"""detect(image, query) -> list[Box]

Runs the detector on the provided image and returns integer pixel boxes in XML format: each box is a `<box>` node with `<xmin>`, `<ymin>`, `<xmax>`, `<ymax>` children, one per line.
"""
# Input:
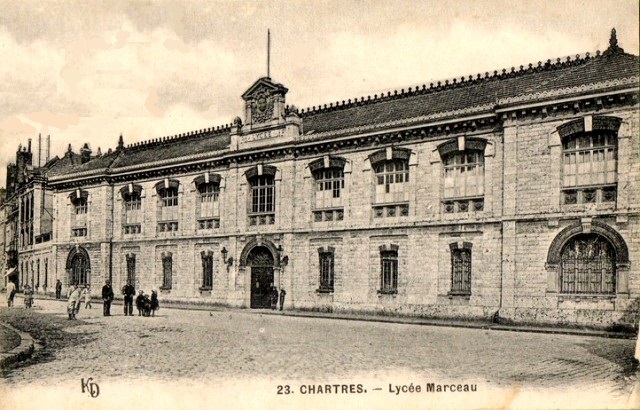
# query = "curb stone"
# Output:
<box><xmin>0</xmin><ymin>322</ymin><xmax>35</xmax><ymax>368</ymax></box>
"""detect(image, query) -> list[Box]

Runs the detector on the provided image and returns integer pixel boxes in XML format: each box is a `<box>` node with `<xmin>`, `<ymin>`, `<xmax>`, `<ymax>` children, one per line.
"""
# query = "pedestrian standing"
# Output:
<box><xmin>67</xmin><ymin>285</ymin><xmax>82</xmax><ymax>320</ymax></box>
<box><xmin>150</xmin><ymin>290</ymin><xmax>159</xmax><ymax>317</ymax></box>
<box><xmin>23</xmin><ymin>285</ymin><xmax>34</xmax><ymax>309</ymax></box>
<box><xmin>122</xmin><ymin>281</ymin><xmax>135</xmax><ymax>316</ymax></box>
<box><xmin>82</xmin><ymin>286</ymin><xmax>92</xmax><ymax>309</ymax></box>
<box><xmin>135</xmin><ymin>290</ymin><xmax>145</xmax><ymax>316</ymax></box>
<box><xmin>270</xmin><ymin>285</ymin><xmax>278</xmax><ymax>310</ymax></box>
<box><xmin>279</xmin><ymin>288</ymin><xmax>286</xmax><ymax>311</ymax></box>
<box><xmin>6</xmin><ymin>280</ymin><xmax>16</xmax><ymax>307</ymax></box>
<box><xmin>102</xmin><ymin>280</ymin><xmax>114</xmax><ymax>316</ymax></box>
<box><xmin>55</xmin><ymin>280</ymin><xmax>62</xmax><ymax>299</ymax></box>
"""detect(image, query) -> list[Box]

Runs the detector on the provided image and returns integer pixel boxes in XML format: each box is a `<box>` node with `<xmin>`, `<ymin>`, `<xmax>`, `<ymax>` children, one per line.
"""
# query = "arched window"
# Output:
<box><xmin>560</xmin><ymin>233</ymin><xmax>615</xmax><ymax>295</ymax></box>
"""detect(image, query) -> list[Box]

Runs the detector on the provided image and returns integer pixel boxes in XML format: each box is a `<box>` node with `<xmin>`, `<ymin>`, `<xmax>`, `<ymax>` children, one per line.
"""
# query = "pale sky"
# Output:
<box><xmin>0</xmin><ymin>0</ymin><xmax>638</xmax><ymax>188</ymax></box>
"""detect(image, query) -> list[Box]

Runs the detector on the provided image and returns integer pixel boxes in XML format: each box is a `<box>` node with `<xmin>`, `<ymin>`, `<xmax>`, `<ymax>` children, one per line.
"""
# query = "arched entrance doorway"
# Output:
<box><xmin>247</xmin><ymin>246</ymin><xmax>275</xmax><ymax>308</ymax></box>
<box><xmin>66</xmin><ymin>247</ymin><xmax>91</xmax><ymax>286</ymax></box>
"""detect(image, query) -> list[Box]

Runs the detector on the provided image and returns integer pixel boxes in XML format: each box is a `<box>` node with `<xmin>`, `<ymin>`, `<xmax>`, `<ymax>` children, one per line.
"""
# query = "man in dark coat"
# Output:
<box><xmin>122</xmin><ymin>281</ymin><xmax>135</xmax><ymax>316</ymax></box>
<box><xmin>279</xmin><ymin>288</ymin><xmax>286</xmax><ymax>311</ymax></box>
<box><xmin>102</xmin><ymin>280</ymin><xmax>114</xmax><ymax>316</ymax></box>
<box><xmin>55</xmin><ymin>280</ymin><xmax>62</xmax><ymax>299</ymax></box>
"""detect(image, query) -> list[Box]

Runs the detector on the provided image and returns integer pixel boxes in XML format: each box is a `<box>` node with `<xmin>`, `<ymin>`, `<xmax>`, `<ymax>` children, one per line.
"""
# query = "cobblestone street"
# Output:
<box><xmin>1</xmin><ymin>298</ymin><xmax>639</xmax><ymax>409</ymax></box>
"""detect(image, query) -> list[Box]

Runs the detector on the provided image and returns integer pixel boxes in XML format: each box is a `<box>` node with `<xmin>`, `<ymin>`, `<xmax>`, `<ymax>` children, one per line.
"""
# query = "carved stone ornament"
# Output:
<box><xmin>251</xmin><ymin>91</ymin><xmax>274</xmax><ymax>124</ymax></box>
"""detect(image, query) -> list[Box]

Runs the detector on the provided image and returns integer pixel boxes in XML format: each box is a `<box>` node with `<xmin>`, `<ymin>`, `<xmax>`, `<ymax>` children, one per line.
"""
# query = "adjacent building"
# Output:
<box><xmin>3</xmin><ymin>30</ymin><xmax>638</xmax><ymax>329</ymax></box>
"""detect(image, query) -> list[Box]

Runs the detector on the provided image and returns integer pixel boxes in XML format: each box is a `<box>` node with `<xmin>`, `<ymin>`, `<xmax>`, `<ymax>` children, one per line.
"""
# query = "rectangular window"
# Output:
<box><xmin>201</xmin><ymin>253</ymin><xmax>214</xmax><ymax>290</ymax></box>
<box><xmin>159</xmin><ymin>187</ymin><xmax>179</xmax><ymax>222</ymax></box>
<box><xmin>318</xmin><ymin>252</ymin><xmax>335</xmax><ymax>292</ymax></box>
<box><xmin>162</xmin><ymin>255</ymin><xmax>172</xmax><ymax>290</ymax></box>
<box><xmin>443</xmin><ymin>151</ymin><xmax>484</xmax><ymax>199</ymax></box>
<box><xmin>75</xmin><ymin>198</ymin><xmax>88</xmax><ymax>214</ymax></box>
<box><xmin>250</xmin><ymin>176</ymin><xmax>275</xmax><ymax>214</ymax></box>
<box><xmin>315</xmin><ymin>169</ymin><xmax>344</xmax><ymax>209</ymax></box>
<box><xmin>199</xmin><ymin>184</ymin><xmax>220</xmax><ymax>218</ymax></box>
<box><xmin>380</xmin><ymin>250</ymin><xmax>398</xmax><ymax>294</ymax></box>
<box><xmin>374</xmin><ymin>161</ymin><xmax>409</xmax><ymax>204</ymax></box>
<box><xmin>451</xmin><ymin>248</ymin><xmax>471</xmax><ymax>295</ymax></box>
<box><xmin>126</xmin><ymin>255</ymin><xmax>136</xmax><ymax>285</ymax></box>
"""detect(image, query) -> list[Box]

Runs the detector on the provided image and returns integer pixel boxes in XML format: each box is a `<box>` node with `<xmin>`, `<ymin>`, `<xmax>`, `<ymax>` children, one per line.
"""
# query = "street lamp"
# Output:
<box><xmin>221</xmin><ymin>247</ymin><xmax>233</xmax><ymax>271</ymax></box>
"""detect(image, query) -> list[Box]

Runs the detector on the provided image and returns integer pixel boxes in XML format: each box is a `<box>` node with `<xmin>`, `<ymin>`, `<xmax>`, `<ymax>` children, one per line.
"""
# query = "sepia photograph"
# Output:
<box><xmin>0</xmin><ymin>1</ymin><xmax>639</xmax><ymax>408</ymax></box>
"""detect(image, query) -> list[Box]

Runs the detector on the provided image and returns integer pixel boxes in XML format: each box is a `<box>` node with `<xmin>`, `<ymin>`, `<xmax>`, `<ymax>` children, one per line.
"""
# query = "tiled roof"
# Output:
<box><xmin>110</xmin><ymin>129</ymin><xmax>230</xmax><ymax>170</ymax></box>
<box><xmin>49</xmin><ymin>44</ymin><xmax>638</xmax><ymax>180</ymax></box>
<box><xmin>301</xmin><ymin>51</ymin><xmax>639</xmax><ymax>135</ymax></box>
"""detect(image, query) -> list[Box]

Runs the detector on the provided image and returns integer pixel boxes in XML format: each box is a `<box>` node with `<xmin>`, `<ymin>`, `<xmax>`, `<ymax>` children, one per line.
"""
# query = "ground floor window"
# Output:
<box><xmin>450</xmin><ymin>242</ymin><xmax>472</xmax><ymax>295</ymax></box>
<box><xmin>126</xmin><ymin>254</ymin><xmax>136</xmax><ymax>285</ymax></box>
<box><xmin>201</xmin><ymin>251</ymin><xmax>214</xmax><ymax>290</ymax></box>
<box><xmin>379</xmin><ymin>246</ymin><xmax>398</xmax><ymax>294</ymax></box>
<box><xmin>161</xmin><ymin>253</ymin><xmax>173</xmax><ymax>290</ymax></box>
<box><xmin>318</xmin><ymin>249</ymin><xmax>334</xmax><ymax>292</ymax></box>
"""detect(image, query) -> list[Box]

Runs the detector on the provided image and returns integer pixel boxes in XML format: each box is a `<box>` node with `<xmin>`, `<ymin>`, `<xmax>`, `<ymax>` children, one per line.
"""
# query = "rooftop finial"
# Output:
<box><xmin>604</xmin><ymin>28</ymin><xmax>624</xmax><ymax>56</ymax></box>
<box><xmin>117</xmin><ymin>133</ymin><xmax>124</xmax><ymax>150</ymax></box>
<box><xmin>610</xmin><ymin>28</ymin><xmax>618</xmax><ymax>49</ymax></box>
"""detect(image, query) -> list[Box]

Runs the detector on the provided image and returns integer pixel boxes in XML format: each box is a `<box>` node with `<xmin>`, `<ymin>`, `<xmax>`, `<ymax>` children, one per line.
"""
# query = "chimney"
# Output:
<box><xmin>80</xmin><ymin>143</ymin><xmax>92</xmax><ymax>164</ymax></box>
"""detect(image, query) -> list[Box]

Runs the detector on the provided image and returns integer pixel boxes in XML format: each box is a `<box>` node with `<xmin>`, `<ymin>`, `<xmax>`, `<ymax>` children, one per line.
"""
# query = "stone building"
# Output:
<box><xmin>4</xmin><ymin>30</ymin><xmax>638</xmax><ymax>328</ymax></box>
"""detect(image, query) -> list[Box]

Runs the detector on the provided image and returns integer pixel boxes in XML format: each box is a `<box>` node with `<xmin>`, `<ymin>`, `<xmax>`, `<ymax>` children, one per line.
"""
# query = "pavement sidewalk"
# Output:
<box><xmin>24</xmin><ymin>292</ymin><xmax>639</xmax><ymax>340</ymax></box>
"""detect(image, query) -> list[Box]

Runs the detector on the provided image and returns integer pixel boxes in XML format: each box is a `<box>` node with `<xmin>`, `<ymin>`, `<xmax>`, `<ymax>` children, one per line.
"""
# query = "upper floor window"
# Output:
<box><xmin>438</xmin><ymin>137</ymin><xmax>486</xmax><ymax>213</ymax></box>
<box><xmin>121</xmin><ymin>184</ymin><xmax>143</xmax><ymax>235</ymax></box>
<box><xmin>75</xmin><ymin>198</ymin><xmax>88</xmax><ymax>214</ymax></box>
<box><xmin>449</xmin><ymin>242</ymin><xmax>472</xmax><ymax>295</ymax></box>
<box><xmin>369</xmin><ymin>148</ymin><xmax>412</xmax><ymax>218</ymax></box>
<box><xmin>245</xmin><ymin>165</ymin><xmax>277</xmax><ymax>226</ymax></box>
<box><xmin>69</xmin><ymin>189</ymin><xmax>89</xmax><ymax>237</ymax></box>
<box><xmin>155</xmin><ymin>179</ymin><xmax>180</xmax><ymax>232</ymax></box>
<box><xmin>378</xmin><ymin>245</ymin><xmax>399</xmax><ymax>294</ymax></box>
<box><xmin>309</xmin><ymin>156</ymin><xmax>347</xmax><ymax>222</ymax></box>
<box><xmin>558</xmin><ymin>116</ymin><xmax>621</xmax><ymax>205</ymax></box>
<box><xmin>194</xmin><ymin>174</ymin><xmax>222</xmax><ymax>230</ymax></box>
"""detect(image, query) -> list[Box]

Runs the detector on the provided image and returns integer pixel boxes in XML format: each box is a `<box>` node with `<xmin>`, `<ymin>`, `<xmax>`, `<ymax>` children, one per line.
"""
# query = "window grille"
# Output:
<box><xmin>162</xmin><ymin>255</ymin><xmax>173</xmax><ymax>289</ymax></box>
<box><xmin>560</xmin><ymin>234</ymin><xmax>615</xmax><ymax>295</ymax></box>
<box><xmin>380</xmin><ymin>250</ymin><xmax>398</xmax><ymax>294</ymax></box>
<box><xmin>126</xmin><ymin>254</ymin><xmax>136</xmax><ymax>285</ymax></box>
<box><xmin>451</xmin><ymin>247</ymin><xmax>472</xmax><ymax>294</ymax></box>
<box><xmin>319</xmin><ymin>251</ymin><xmax>334</xmax><ymax>292</ymax></box>
<box><xmin>201</xmin><ymin>252</ymin><xmax>214</xmax><ymax>290</ymax></box>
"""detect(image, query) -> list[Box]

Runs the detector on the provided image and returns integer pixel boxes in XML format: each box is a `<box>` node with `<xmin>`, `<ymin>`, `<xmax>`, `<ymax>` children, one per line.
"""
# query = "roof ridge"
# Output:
<box><xmin>125</xmin><ymin>124</ymin><xmax>232</xmax><ymax>152</ymax></box>
<box><xmin>297</xmin><ymin>49</ymin><xmax>608</xmax><ymax>117</ymax></box>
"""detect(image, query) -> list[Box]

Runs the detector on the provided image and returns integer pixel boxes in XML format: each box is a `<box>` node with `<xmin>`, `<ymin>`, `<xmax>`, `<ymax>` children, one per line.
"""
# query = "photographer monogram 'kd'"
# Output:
<box><xmin>81</xmin><ymin>378</ymin><xmax>100</xmax><ymax>398</ymax></box>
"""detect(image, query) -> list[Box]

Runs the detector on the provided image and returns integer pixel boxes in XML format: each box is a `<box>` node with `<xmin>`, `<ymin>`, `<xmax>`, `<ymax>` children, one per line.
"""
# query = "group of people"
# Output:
<box><xmin>97</xmin><ymin>280</ymin><xmax>159</xmax><ymax>317</ymax></box>
<box><xmin>269</xmin><ymin>286</ymin><xmax>286</xmax><ymax>311</ymax></box>
<box><xmin>5</xmin><ymin>280</ymin><xmax>33</xmax><ymax>308</ymax></box>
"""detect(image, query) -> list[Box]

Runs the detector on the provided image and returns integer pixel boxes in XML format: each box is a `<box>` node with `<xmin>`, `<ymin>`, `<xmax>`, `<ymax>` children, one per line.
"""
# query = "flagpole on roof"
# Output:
<box><xmin>267</xmin><ymin>29</ymin><xmax>271</xmax><ymax>79</ymax></box>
